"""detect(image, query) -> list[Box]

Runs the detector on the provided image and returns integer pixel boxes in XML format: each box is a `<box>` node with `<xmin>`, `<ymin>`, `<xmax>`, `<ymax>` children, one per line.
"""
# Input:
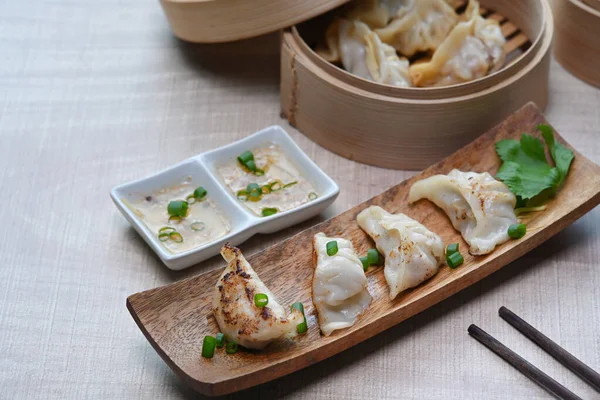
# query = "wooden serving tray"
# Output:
<box><xmin>127</xmin><ymin>103</ymin><xmax>600</xmax><ymax>396</ymax></box>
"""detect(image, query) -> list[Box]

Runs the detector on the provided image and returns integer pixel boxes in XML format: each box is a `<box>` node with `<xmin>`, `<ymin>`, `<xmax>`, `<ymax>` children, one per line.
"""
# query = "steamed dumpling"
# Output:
<box><xmin>344</xmin><ymin>0</ymin><xmax>408</xmax><ymax>29</ymax></box>
<box><xmin>409</xmin><ymin>0</ymin><xmax>506</xmax><ymax>87</ymax></box>
<box><xmin>357</xmin><ymin>206</ymin><xmax>444</xmax><ymax>299</ymax></box>
<box><xmin>375</xmin><ymin>0</ymin><xmax>458</xmax><ymax>57</ymax></box>
<box><xmin>312</xmin><ymin>233</ymin><xmax>372</xmax><ymax>336</ymax></box>
<box><xmin>408</xmin><ymin>169</ymin><xmax>517</xmax><ymax>255</ymax></box>
<box><xmin>213</xmin><ymin>243</ymin><xmax>304</xmax><ymax>349</ymax></box>
<box><xmin>319</xmin><ymin>18</ymin><xmax>412</xmax><ymax>87</ymax></box>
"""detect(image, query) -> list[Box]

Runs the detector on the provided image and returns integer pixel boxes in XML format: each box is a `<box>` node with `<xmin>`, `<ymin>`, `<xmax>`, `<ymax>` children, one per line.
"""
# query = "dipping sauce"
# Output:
<box><xmin>218</xmin><ymin>144</ymin><xmax>318</xmax><ymax>216</ymax></box>
<box><xmin>127</xmin><ymin>177</ymin><xmax>231</xmax><ymax>254</ymax></box>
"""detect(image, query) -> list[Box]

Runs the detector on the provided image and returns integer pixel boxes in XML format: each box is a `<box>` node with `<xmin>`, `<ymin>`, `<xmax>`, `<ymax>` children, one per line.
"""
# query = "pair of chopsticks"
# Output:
<box><xmin>469</xmin><ymin>306</ymin><xmax>600</xmax><ymax>400</ymax></box>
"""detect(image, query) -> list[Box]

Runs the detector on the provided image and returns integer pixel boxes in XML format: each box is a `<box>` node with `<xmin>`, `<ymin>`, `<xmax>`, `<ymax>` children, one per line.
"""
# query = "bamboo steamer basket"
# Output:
<box><xmin>280</xmin><ymin>0</ymin><xmax>554</xmax><ymax>170</ymax></box>
<box><xmin>552</xmin><ymin>0</ymin><xmax>600</xmax><ymax>88</ymax></box>
<box><xmin>159</xmin><ymin>0</ymin><xmax>350</xmax><ymax>43</ymax></box>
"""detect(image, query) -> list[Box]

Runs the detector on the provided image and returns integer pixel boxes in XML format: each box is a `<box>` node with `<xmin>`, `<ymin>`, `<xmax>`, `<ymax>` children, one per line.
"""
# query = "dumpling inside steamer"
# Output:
<box><xmin>312</xmin><ymin>233</ymin><xmax>372</xmax><ymax>336</ymax></box>
<box><xmin>318</xmin><ymin>18</ymin><xmax>413</xmax><ymax>87</ymax></box>
<box><xmin>408</xmin><ymin>0</ymin><xmax>506</xmax><ymax>86</ymax></box>
<box><xmin>408</xmin><ymin>169</ymin><xmax>517</xmax><ymax>255</ymax></box>
<box><xmin>316</xmin><ymin>0</ymin><xmax>507</xmax><ymax>88</ymax></box>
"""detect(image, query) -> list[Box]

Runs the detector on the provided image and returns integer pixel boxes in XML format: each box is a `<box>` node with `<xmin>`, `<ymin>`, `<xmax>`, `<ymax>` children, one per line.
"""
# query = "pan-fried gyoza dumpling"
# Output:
<box><xmin>318</xmin><ymin>18</ymin><xmax>413</xmax><ymax>87</ymax></box>
<box><xmin>409</xmin><ymin>0</ymin><xmax>506</xmax><ymax>87</ymax></box>
<box><xmin>312</xmin><ymin>233</ymin><xmax>372</xmax><ymax>336</ymax></box>
<box><xmin>374</xmin><ymin>0</ymin><xmax>458</xmax><ymax>57</ymax></box>
<box><xmin>357</xmin><ymin>206</ymin><xmax>444</xmax><ymax>300</ymax></box>
<box><xmin>213</xmin><ymin>243</ymin><xmax>304</xmax><ymax>350</ymax></box>
<box><xmin>408</xmin><ymin>169</ymin><xmax>517</xmax><ymax>255</ymax></box>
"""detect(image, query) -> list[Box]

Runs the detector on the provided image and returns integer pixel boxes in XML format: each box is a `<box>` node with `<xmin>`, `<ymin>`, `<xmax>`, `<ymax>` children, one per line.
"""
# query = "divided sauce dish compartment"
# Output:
<box><xmin>110</xmin><ymin>126</ymin><xmax>339</xmax><ymax>270</ymax></box>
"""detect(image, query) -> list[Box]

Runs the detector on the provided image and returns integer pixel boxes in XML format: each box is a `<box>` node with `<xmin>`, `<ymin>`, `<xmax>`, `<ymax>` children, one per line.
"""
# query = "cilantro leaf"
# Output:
<box><xmin>538</xmin><ymin>124</ymin><xmax>574</xmax><ymax>184</ymax></box>
<box><xmin>495</xmin><ymin>125</ymin><xmax>574</xmax><ymax>203</ymax></box>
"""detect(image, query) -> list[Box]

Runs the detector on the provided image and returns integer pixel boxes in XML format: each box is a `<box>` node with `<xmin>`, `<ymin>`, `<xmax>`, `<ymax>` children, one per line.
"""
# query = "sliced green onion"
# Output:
<box><xmin>236</xmin><ymin>190</ymin><xmax>249</xmax><ymax>201</ymax></box>
<box><xmin>446</xmin><ymin>243</ymin><xmax>460</xmax><ymax>257</ymax></box>
<box><xmin>291</xmin><ymin>302</ymin><xmax>307</xmax><ymax>335</ymax></box>
<box><xmin>308</xmin><ymin>192</ymin><xmax>318</xmax><ymax>200</ymax></box>
<box><xmin>185</xmin><ymin>194</ymin><xmax>196</xmax><ymax>204</ymax></box>
<box><xmin>447</xmin><ymin>251</ymin><xmax>464</xmax><ymax>269</ymax></box>
<box><xmin>225</xmin><ymin>341</ymin><xmax>238</xmax><ymax>354</ymax></box>
<box><xmin>167</xmin><ymin>200</ymin><xmax>188</xmax><ymax>218</ymax></box>
<box><xmin>262</xmin><ymin>208</ymin><xmax>278</xmax><ymax>217</ymax></box>
<box><xmin>254</xmin><ymin>168</ymin><xmax>265</xmax><ymax>176</ymax></box>
<box><xmin>246</xmin><ymin>183</ymin><xmax>260</xmax><ymax>192</ymax></box>
<box><xmin>158</xmin><ymin>232</ymin><xmax>170</xmax><ymax>242</ymax></box>
<box><xmin>367</xmin><ymin>248</ymin><xmax>380</xmax><ymax>265</ymax></box>
<box><xmin>245</xmin><ymin>160</ymin><xmax>257</xmax><ymax>172</ymax></box>
<box><xmin>291</xmin><ymin>302</ymin><xmax>305</xmax><ymax>314</ymax></box>
<box><xmin>269</xmin><ymin>180</ymin><xmax>283</xmax><ymax>191</ymax></box>
<box><xmin>360</xmin><ymin>256</ymin><xmax>369</xmax><ymax>272</ymax></box>
<box><xmin>193</xmin><ymin>186</ymin><xmax>207</xmax><ymax>200</ymax></box>
<box><xmin>254</xmin><ymin>293</ymin><xmax>268</xmax><ymax>307</ymax></box>
<box><xmin>326</xmin><ymin>241</ymin><xmax>338</xmax><ymax>256</ymax></box>
<box><xmin>237</xmin><ymin>150</ymin><xmax>254</xmax><ymax>165</ymax></box>
<box><xmin>170</xmin><ymin>231</ymin><xmax>183</xmax><ymax>243</ymax></box>
<box><xmin>215</xmin><ymin>333</ymin><xmax>225</xmax><ymax>348</ymax></box>
<box><xmin>283</xmin><ymin>181</ymin><xmax>298</xmax><ymax>189</ymax></box>
<box><xmin>159</xmin><ymin>227</ymin><xmax>175</xmax><ymax>234</ymax></box>
<box><xmin>296</xmin><ymin>319</ymin><xmax>308</xmax><ymax>334</ymax></box>
<box><xmin>168</xmin><ymin>215</ymin><xmax>182</xmax><ymax>224</ymax></box>
<box><xmin>201</xmin><ymin>336</ymin><xmax>216</xmax><ymax>358</ymax></box>
<box><xmin>191</xmin><ymin>221</ymin><xmax>205</xmax><ymax>231</ymax></box>
<box><xmin>508</xmin><ymin>223</ymin><xmax>526</xmax><ymax>239</ymax></box>
<box><xmin>261</xmin><ymin>185</ymin><xmax>271</xmax><ymax>194</ymax></box>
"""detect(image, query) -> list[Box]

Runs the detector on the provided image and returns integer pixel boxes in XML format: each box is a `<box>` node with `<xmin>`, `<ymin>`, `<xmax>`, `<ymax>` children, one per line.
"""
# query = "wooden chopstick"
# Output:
<box><xmin>499</xmin><ymin>306</ymin><xmax>600</xmax><ymax>392</ymax></box>
<box><xmin>468</xmin><ymin>324</ymin><xmax>583</xmax><ymax>400</ymax></box>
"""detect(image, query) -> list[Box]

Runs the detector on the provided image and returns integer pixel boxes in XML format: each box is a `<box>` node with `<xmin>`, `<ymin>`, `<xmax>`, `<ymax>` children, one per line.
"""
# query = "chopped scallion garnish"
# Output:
<box><xmin>191</xmin><ymin>221</ymin><xmax>205</xmax><ymax>231</ymax></box>
<box><xmin>169</xmin><ymin>231</ymin><xmax>183</xmax><ymax>243</ymax></box>
<box><xmin>269</xmin><ymin>180</ymin><xmax>283</xmax><ymax>191</ymax></box>
<box><xmin>261</xmin><ymin>185</ymin><xmax>271</xmax><ymax>194</ymax></box>
<box><xmin>168</xmin><ymin>215</ymin><xmax>182</xmax><ymax>224</ymax></box>
<box><xmin>326</xmin><ymin>241</ymin><xmax>338</xmax><ymax>256</ymax></box>
<box><xmin>446</xmin><ymin>243</ymin><xmax>459</xmax><ymax>257</ymax></box>
<box><xmin>159</xmin><ymin>227</ymin><xmax>175</xmax><ymax>234</ymax></box>
<box><xmin>283</xmin><ymin>181</ymin><xmax>298</xmax><ymax>189</ymax></box>
<box><xmin>291</xmin><ymin>302</ymin><xmax>304</xmax><ymax>314</ymax></box>
<box><xmin>262</xmin><ymin>208</ymin><xmax>278</xmax><ymax>217</ymax></box>
<box><xmin>201</xmin><ymin>336</ymin><xmax>216</xmax><ymax>359</ymax></box>
<box><xmin>447</xmin><ymin>251</ymin><xmax>464</xmax><ymax>269</ymax></box>
<box><xmin>296</xmin><ymin>320</ymin><xmax>308</xmax><ymax>334</ymax></box>
<box><xmin>237</xmin><ymin>151</ymin><xmax>254</xmax><ymax>165</ymax></box>
<box><xmin>360</xmin><ymin>256</ymin><xmax>369</xmax><ymax>271</ymax></box>
<box><xmin>185</xmin><ymin>194</ymin><xmax>196</xmax><ymax>204</ymax></box>
<box><xmin>367</xmin><ymin>248</ymin><xmax>380</xmax><ymax>265</ymax></box>
<box><xmin>245</xmin><ymin>160</ymin><xmax>257</xmax><ymax>172</ymax></box>
<box><xmin>193</xmin><ymin>186</ymin><xmax>207</xmax><ymax>200</ymax></box>
<box><xmin>508</xmin><ymin>223</ymin><xmax>526</xmax><ymax>239</ymax></box>
<box><xmin>225</xmin><ymin>341</ymin><xmax>238</xmax><ymax>354</ymax></box>
<box><xmin>308</xmin><ymin>192</ymin><xmax>318</xmax><ymax>200</ymax></box>
<box><xmin>254</xmin><ymin>293</ymin><xmax>268</xmax><ymax>307</ymax></box>
<box><xmin>291</xmin><ymin>302</ymin><xmax>308</xmax><ymax>335</ymax></box>
<box><xmin>215</xmin><ymin>333</ymin><xmax>225</xmax><ymax>348</ymax></box>
<box><xmin>167</xmin><ymin>200</ymin><xmax>188</xmax><ymax>218</ymax></box>
<box><xmin>158</xmin><ymin>232</ymin><xmax>170</xmax><ymax>242</ymax></box>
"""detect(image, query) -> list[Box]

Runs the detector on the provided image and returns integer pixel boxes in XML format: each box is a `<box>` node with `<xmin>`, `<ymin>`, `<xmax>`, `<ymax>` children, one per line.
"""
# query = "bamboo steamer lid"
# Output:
<box><xmin>160</xmin><ymin>0</ymin><xmax>351</xmax><ymax>43</ymax></box>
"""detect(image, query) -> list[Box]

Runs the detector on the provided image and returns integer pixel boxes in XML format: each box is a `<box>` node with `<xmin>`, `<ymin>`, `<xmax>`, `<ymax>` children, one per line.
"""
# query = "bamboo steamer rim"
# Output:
<box><xmin>290</xmin><ymin>0</ymin><xmax>551</xmax><ymax>100</ymax></box>
<box><xmin>283</xmin><ymin>2</ymin><xmax>553</xmax><ymax>106</ymax></box>
<box><xmin>159</xmin><ymin>0</ymin><xmax>351</xmax><ymax>43</ymax></box>
<box><xmin>570</xmin><ymin>0</ymin><xmax>600</xmax><ymax>15</ymax></box>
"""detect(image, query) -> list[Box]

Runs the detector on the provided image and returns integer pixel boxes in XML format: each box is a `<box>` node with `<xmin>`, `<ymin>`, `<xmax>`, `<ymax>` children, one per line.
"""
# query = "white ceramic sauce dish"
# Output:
<box><xmin>110</xmin><ymin>125</ymin><xmax>340</xmax><ymax>270</ymax></box>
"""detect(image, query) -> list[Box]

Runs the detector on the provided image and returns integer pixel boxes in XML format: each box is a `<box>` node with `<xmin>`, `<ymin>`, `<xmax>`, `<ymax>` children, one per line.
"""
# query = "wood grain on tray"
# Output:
<box><xmin>127</xmin><ymin>103</ymin><xmax>600</xmax><ymax>396</ymax></box>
